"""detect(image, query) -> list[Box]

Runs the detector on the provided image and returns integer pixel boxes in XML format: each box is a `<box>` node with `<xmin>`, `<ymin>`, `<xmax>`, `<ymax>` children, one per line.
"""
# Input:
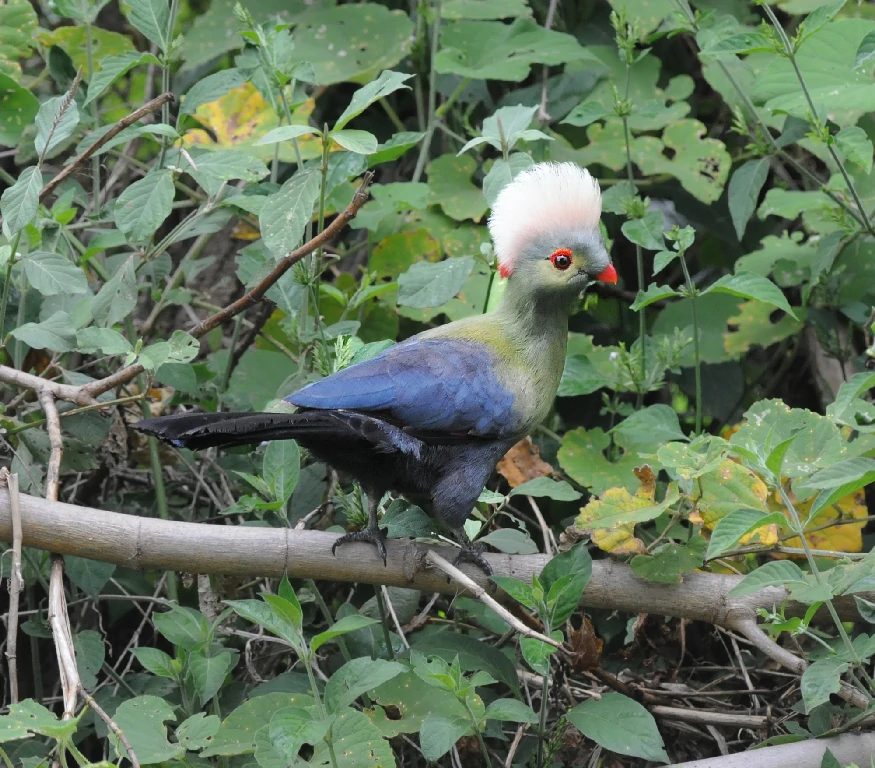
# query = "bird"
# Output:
<box><xmin>134</xmin><ymin>162</ymin><xmax>616</xmax><ymax>574</ymax></box>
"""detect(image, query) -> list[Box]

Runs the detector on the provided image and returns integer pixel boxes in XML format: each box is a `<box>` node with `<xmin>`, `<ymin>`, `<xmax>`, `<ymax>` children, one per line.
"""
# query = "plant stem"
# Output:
<box><xmin>434</xmin><ymin>76</ymin><xmax>470</xmax><ymax>119</ymax></box>
<box><xmin>372</xmin><ymin>584</ymin><xmax>396</xmax><ymax>660</ymax></box>
<box><xmin>0</xmin><ymin>232</ymin><xmax>21</xmax><ymax>345</ymax></box>
<box><xmin>678</xmin><ymin>254</ymin><xmax>702</xmax><ymax>433</ymax></box>
<box><xmin>84</xmin><ymin>21</ymin><xmax>100</xmax><ymax>216</ymax></box>
<box><xmin>305</xmin><ymin>658</ymin><xmax>339</xmax><ymax>768</ymax></box>
<box><xmin>157</xmin><ymin>0</ymin><xmax>179</xmax><ymax>169</ymax></box>
<box><xmin>536</xmin><ymin>667</ymin><xmax>550</xmax><ymax>768</ymax></box>
<box><xmin>463</xmin><ymin>702</ymin><xmax>493</xmax><ymax>768</ymax></box>
<box><xmin>412</xmin><ymin>0</ymin><xmax>440</xmax><ymax>183</ymax></box>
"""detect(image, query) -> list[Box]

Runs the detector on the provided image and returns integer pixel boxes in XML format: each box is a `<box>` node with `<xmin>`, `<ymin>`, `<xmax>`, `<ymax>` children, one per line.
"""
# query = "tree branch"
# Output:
<box><xmin>1</xmin><ymin>469</ymin><xmax>23</xmax><ymax>704</ymax></box>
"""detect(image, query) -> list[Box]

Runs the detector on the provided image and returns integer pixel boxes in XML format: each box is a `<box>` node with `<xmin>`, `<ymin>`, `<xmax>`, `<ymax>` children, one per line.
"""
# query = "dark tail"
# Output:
<box><xmin>134</xmin><ymin>410</ymin><xmax>335</xmax><ymax>451</ymax></box>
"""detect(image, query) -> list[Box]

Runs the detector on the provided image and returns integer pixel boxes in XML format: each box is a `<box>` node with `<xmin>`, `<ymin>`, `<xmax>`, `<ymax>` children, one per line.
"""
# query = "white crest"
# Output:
<box><xmin>488</xmin><ymin>162</ymin><xmax>602</xmax><ymax>277</ymax></box>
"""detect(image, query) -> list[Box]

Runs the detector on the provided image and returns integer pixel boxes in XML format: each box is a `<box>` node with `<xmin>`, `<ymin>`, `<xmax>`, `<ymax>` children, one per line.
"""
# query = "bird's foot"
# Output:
<box><xmin>452</xmin><ymin>542</ymin><xmax>493</xmax><ymax>578</ymax></box>
<box><xmin>332</xmin><ymin>525</ymin><xmax>389</xmax><ymax>566</ymax></box>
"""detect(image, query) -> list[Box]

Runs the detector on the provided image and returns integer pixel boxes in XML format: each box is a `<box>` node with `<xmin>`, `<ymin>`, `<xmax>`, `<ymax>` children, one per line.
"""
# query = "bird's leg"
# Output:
<box><xmin>449</xmin><ymin>526</ymin><xmax>493</xmax><ymax>577</ymax></box>
<box><xmin>331</xmin><ymin>492</ymin><xmax>389</xmax><ymax>566</ymax></box>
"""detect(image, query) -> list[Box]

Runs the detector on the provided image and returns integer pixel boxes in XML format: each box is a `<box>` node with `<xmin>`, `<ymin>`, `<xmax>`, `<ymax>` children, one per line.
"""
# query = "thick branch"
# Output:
<box><xmin>0</xmin><ymin>491</ymin><xmax>866</xmax><ymax>626</ymax></box>
<box><xmin>0</xmin><ymin>367</ymin><xmax>98</xmax><ymax>407</ymax></box>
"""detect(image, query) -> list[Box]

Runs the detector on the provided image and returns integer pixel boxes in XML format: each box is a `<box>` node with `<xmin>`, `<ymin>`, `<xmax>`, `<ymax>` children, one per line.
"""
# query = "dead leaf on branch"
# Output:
<box><xmin>497</xmin><ymin>437</ymin><xmax>554</xmax><ymax>488</ymax></box>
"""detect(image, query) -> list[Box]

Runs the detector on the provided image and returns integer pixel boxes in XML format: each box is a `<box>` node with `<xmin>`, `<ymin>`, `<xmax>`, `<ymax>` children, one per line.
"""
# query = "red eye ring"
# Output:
<box><xmin>550</xmin><ymin>248</ymin><xmax>573</xmax><ymax>270</ymax></box>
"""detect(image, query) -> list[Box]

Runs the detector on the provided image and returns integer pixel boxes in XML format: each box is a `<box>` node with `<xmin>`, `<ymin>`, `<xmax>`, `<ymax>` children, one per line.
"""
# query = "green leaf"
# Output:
<box><xmin>622</xmin><ymin>212</ymin><xmax>665</xmax><ymax>251</ymax></box>
<box><xmin>72</xmin><ymin>630</ymin><xmax>105</xmax><ymax>690</ymax></box>
<box><xmin>190</xmin><ymin>651</ymin><xmax>236</xmax><ymax>705</ymax></box>
<box><xmin>705</xmin><ymin>272</ymin><xmax>796</xmax><ymax>318</ymax></box>
<box><xmin>0</xmin><ymin>73</ymin><xmax>39</xmax><ymax>147</ymax></box>
<box><xmin>706</xmin><ymin>510</ymin><xmax>787</xmax><ymax>560</ymax></box>
<box><xmin>311</xmin><ymin>707</ymin><xmax>395</xmax><ymax>767</ymax></box>
<box><xmin>482</xmin><ymin>152</ymin><xmax>534</xmax><ymax>207</ymax></box>
<box><xmin>701</xmin><ymin>31</ymin><xmax>775</xmax><ymax>56</ymax></box>
<box><xmin>186</xmin><ymin>149</ymin><xmax>268</xmax><ymax>190</ymax></box>
<box><xmin>630</xmin><ymin>284</ymin><xmax>679</xmax><ymax>310</ymax></box>
<box><xmin>3</xmin><ymin>700</ymin><xmax>79</xmax><ymax>741</ymax></box>
<box><xmin>614</xmin><ymin>405</ymin><xmax>686</xmax><ymax>444</ymax></box>
<box><xmin>260</xmin><ymin>170</ymin><xmax>321</xmax><ymax>257</ymax></box>
<box><xmin>562</xmin><ymin>101</ymin><xmax>611</xmax><ymax>127</ymax></box>
<box><xmin>125</xmin><ymin>0</ymin><xmax>170</xmax><ymax>52</ymax></box>
<box><xmin>1</xmin><ymin>166</ymin><xmax>41</xmax><ymax>234</ymax></box>
<box><xmin>854</xmin><ymin>29</ymin><xmax>875</xmax><ymax>69</ymax></box>
<box><xmin>510</xmin><ymin>477</ymin><xmax>581</xmax><ymax>501</ymax></box>
<box><xmin>114</xmin><ymin>170</ymin><xmax>175</xmax><ymax>242</ymax></box>
<box><xmin>479</xmin><ymin>528</ymin><xmax>538</xmax><ymax>554</ymax></box>
<box><xmin>436</xmin><ymin>17</ymin><xmax>592</xmax><ymax>81</ymax></box>
<box><xmin>427</xmin><ymin>153</ymin><xmax>487</xmax><ymax>222</ymax></box>
<box><xmin>131</xmin><ymin>647</ymin><xmax>177</xmax><ymax>679</ymax></box>
<box><xmin>311</xmin><ymin>615</ymin><xmax>380</xmax><ymax>654</ymax></box>
<box><xmin>176</xmin><ymin>712</ymin><xmax>220</xmax><ymax>751</ymax></box>
<box><xmin>331</xmin><ymin>128</ymin><xmax>378</xmax><ymax>155</ymax></box>
<box><xmin>491</xmin><ymin>577</ymin><xmax>536</xmax><ymax>610</ymax></box>
<box><xmin>821</xmin><ymin>748</ymin><xmax>843</xmax><ymax>768</ymax></box>
<box><xmin>110</xmin><ymin>696</ymin><xmax>184</xmax><ymax>764</ymax></box>
<box><xmin>334</xmin><ymin>70</ymin><xmax>413</xmax><ymax>130</ymax></box>
<box><xmin>566</xmin><ymin>693</ymin><xmax>669</xmax><ymax>763</ymax></box>
<box><xmin>835</xmin><ymin>126</ymin><xmax>874</xmax><ymax>175</ymax></box>
<box><xmin>153</xmin><ymin>605</ymin><xmax>211</xmax><ymax>650</ymax></box>
<box><xmin>730</xmin><ymin>560</ymin><xmax>808</xmax><ymax>597</ymax></box>
<box><xmin>180</xmin><ymin>68</ymin><xmax>248</xmax><ymax>115</ymax></box>
<box><xmin>65</xmin><ymin>555</ymin><xmax>115</xmax><ymax>596</ymax></box>
<box><xmin>324</xmin><ymin>657</ymin><xmax>406</xmax><ymax>713</ymax></box>
<box><xmin>254</xmin><ymin>124</ymin><xmax>321</xmax><ymax>146</ymax></box>
<box><xmin>23</xmin><ymin>251</ymin><xmax>87</xmax><ymax>296</ymax></box>
<box><xmin>91</xmin><ymin>256</ymin><xmax>137</xmax><ymax>328</ymax></box>
<box><xmin>34</xmin><ymin>95</ymin><xmax>79</xmax><ymax>157</ymax></box>
<box><xmin>420</xmin><ymin>714</ymin><xmax>470</xmax><ymax>761</ymax></box>
<box><xmin>729</xmin><ymin>158</ymin><xmax>770</xmax><ymax>241</ymax></box>
<box><xmin>263</xmin><ymin>439</ymin><xmax>300</xmax><ymax>504</ymax></box>
<box><xmin>442</xmin><ymin>0</ymin><xmax>530</xmax><ymax>19</ymax></box>
<box><xmin>799</xmin><ymin>457</ymin><xmax>875</xmax><ymax>490</ymax></box>
<box><xmin>85</xmin><ymin>51</ymin><xmax>159</xmax><ymax>106</ymax></box>
<box><xmin>268</xmin><ymin>707</ymin><xmax>333</xmax><ymax>762</ymax></box>
<box><xmin>485</xmin><ymin>698</ymin><xmax>538</xmax><ymax>723</ymax></box>
<box><xmin>520</xmin><ymin>632</ymin><xmax>563</xmax><ymax>675</ymax></box>
<box><xmin>369</xmin><ymin>131</ymin><xmax>426</xmax><ymax>166</ymax></box>
<box><xmin>10</xmin><ymin>311</ymin><xmax>77</xmax><ymax>353</ymax></box>
<box><xmin>796</xmin><ymin>0</ymin><xmax>847</xmax><ymax>47</ymax></box>
<box><xmin>801</xmin><ymin>658</ymin><xmax>848</xmax><ymax>712</ymax></box>
<box><xmin>631</xmin><ymin>539</ymin><xmax>706</xmax><ymax>584</ymax></box>
<box><xmin>397</xmin><ymin>256</ymin><xmax>475</xmax><ymax>309</ymax></box>
<box><xmin>226</xmin><ymin>597</ymin><xmax>304</xmax><ymax>651</ymax></box>
<box><xmin>0</xmin><ymin>1</ymin><xmax>38</xmax><ymax>81</ymax></box>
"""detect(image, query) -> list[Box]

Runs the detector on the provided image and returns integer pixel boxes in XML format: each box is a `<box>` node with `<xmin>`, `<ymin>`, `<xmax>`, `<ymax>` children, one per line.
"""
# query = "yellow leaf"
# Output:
<box><xmin>231</xmin><ymin>220</ymin><xmax>261</xmax><ymax>241</ymax></box>
<box><xmin>575</xmin><ymin>466</ymin><xmax>677</xmax><ymax>533</ymax></box>
<box><xmin>592</xmin><ymin>525</ymin><xmax>648</xmax><ymax>555</ymax></box>
<box><xmin>774</xmin><ymin>488</ymin><xmax>868</xmax><ymax>554</ymax></box>
<box><xmin>696</xmin><ymin>460</ymin><xmax>769</xmax><ymax>529</ymax></box>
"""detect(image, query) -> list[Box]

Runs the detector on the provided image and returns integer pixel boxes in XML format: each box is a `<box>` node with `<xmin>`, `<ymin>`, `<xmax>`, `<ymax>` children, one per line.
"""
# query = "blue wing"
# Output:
<box><xmin>285</xmin><ymin>338</ymin><xmax>519</xmax><ymax>439</ymax></box>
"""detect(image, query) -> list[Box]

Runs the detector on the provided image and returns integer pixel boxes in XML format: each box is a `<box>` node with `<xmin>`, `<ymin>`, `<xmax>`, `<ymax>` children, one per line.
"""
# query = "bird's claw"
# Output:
<box><xmin>452</xmin><ymin>542</ymin><xmax>494</xmax><ymax>578</ymax></box>
<box><xmin>332</xmin><ymin>525</ymin><xmax>389</xmax><ymax>566</ymax></box>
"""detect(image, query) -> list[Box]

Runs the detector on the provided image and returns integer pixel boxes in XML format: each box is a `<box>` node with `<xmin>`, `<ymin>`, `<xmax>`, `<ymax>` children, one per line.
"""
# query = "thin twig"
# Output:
<box><xmin>79</xmin><ymin>685</ymin><xmax>140</xmax><ymax>768</ymax></box>
<box><xmin>38</xmin><ymin>392</ymin><xmax>63</xmax><ymax>502</ymax></box>
<box><xmin>425</xmin><ymin>551</ymin><xmax>562</xmax><ymax>649</ymax></box>
<box><xmin>527</xmin><ymin>497</ymin><xmax>557</xmax><ymax>555</ymax></box>
<box><xmin>49</xmin><ymin>556</ymin><xmax>81</xmax><ymax>718</ymax></box>
<box><xmin>39</xmin><ymin>92</ymin><xmax>174</xmax><ymax>203</ymax></box>
<box><xmin>504</xmin><ymin>723</ymin><xmax>530</xmax><ymax>768</ymax></box>
<box><xmin>381</xmin><ymin>585</ymin><xmax>411</xmax><ymax>649</ymax></box>
<box><xmin>1</xmin><ymin>470</ymin><xmax>22</xmax><ymax>703</ymax></box>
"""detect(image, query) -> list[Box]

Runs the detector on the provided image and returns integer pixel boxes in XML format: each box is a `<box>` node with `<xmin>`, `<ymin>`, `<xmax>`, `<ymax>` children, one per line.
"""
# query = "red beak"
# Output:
<box><xmin>595</xmin><ymin>264</ymin><xmax>618</xmax><ymax>284</ymax></box>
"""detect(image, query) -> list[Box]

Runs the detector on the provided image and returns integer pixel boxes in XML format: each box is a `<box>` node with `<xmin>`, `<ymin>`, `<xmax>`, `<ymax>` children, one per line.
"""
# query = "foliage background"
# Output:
<box><xmin>1</xmin><ymin>0</ymin><xmax>875</xmax><ymax>765</ymax></box>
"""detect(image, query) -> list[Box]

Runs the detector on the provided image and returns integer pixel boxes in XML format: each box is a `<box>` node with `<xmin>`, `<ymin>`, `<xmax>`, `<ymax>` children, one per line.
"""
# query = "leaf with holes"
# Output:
<box><xmin>0</xmin><ymin>74</ymin><xmax>39</xmax><ymax>146</ymax></box>
<box><xmin>110</xmin><ymin>696</ymin><xmax>184</xmax><ymax>764</ymax></box>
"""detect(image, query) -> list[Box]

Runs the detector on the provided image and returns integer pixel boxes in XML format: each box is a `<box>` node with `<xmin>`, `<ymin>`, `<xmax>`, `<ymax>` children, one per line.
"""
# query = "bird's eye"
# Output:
<box><xmin>550</xmin><ymin>249</ymin><xmax>573</xmax><ymax>270</ymax></box>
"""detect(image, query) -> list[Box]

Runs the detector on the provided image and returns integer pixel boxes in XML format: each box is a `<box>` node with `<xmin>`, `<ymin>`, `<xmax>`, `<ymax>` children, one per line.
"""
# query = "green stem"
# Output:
<box><xmin>412</xmin><ymin>0</ymin><xmax>440</xmax><ymax>183</ymax></box>
<box><xmin>305</xmin><ymin>658</ymin><xmax>339</xmax><ymax>768</ymax></box>
<box><xmin>0</xmin><ymin>231</ymin><xmax>21</xmax><ymax>345</ymax></box>
<box><xmin>0</xmin><ymin>746</ymin><xmax>14</xmax><ymax>768</ymax></box>
<box><xmin>84</xmin><ymin>21</ymin><xmax>100</xmax><ymax>216</ymax></box>
<box><xmin>536</xmin><ymin>668</ymin><xmax>550</xmax><ymax>768</ymax></box>
<box><xmin>463</xmin><ymin>702</ymin><xmax>493</xmax><ymax>768</ymax></box>
<box><xmin>678</xmin><ymin>255</ymin><xmax>702</xmax><ymax>433</ymax></box>
<box><xmin>220</xmin><ymin>314</ymin><xmax>244</xmax><ymax>394</ymax></box>
<box><xmin>378</xmin><ymin>97</ymin><xmax>406</xmax><ymax>132</ymax></box>
<box><xmin>157</xmin><ymin>0</ymin><xmax>180</xmax><ymax>169</ymax></box>
<box><xmin>434</xmin><ymin>76</ymin><xmax>470</xmax><ymax>119</ymax></box>
<box><xmin>372</xmin><ymin>585</ymin><xmax>396</xmax><ymax>660</ymax></box>
<box><xmin>13</xmin><ymin>267</ymin><xmax>27</xmax><ymax>368</ymax></box>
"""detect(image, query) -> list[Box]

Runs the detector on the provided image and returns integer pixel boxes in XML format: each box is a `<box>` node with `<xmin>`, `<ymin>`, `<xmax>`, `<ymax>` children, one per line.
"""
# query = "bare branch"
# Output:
<box><xmin>38</xmin><ymin>392</ymin><xmax>63</xmax><ymax>502</ymax></box>
<box><xmin>0</xmin><ymin>367</ymin><xmax>98</xmax><ymax>407</ymax></box>
<box><xmin>79</xmin><ymin>685</ymin><xmax>140</xmax><ymax>768</ymax></box>
<box><xmin>1</xmin><ymin>470</ymin><xmax>23</xmax><ymax>703</ymax></box>
<box><xmin>49</xmin><ymin>556</ymin><xmax>80</xmax><ymax>719</ymax></box>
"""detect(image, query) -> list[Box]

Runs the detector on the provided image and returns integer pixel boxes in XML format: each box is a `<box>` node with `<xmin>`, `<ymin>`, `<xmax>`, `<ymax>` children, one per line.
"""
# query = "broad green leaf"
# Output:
<box><xmin>23</xmin><ymin>251</ymin><xmax>87</xmax><ymax>296</ymax></box>
<box><xmin>798</xmin><ymin>457</ymin><xmax>875</xmax><ymax>490</ymax></box>
<box><xmin>631</xmin><ymin>538</ymin><xmax>706</xmax><ymax>584</ymax></box>
<box><xmin>331</xmin><ymin>128</ymin><xmax>378</xmax><ymax>155</ymax></box>
<box><xmin>311</xmin><ymin>615</ymin><xmax>379</xmax><ymax>654</ymax></box>
<box><xmin>334</xmin><ymin>70</ymin><xmax>413</xmax><ymax>130</ymax></box>
<box><xmin>186</xmin><ymin>149</ymin><xmax>268</xmax><ymax>193</ymax></box>
<box><xmin>226</xmin><ymin>596</ymin><xmax>304</xmax><ymax>651</ymax></box>
<box><xmin>835</xmin><ymin>126</ymin><xmax>874</xmax><ymax>175</ymax></box>
<box><xmin>263</xmin><ymin>439</ymin><xmax>300</xmax><ymax>504</ymax></box>
<box><xmin>268</xmin><ymin>707</ymin><xmax>333</xmax><ymax>762</ymax></box>
<box><xmin>0</xmin><ymin>73</ymin><xmax>39</xmax><ymax>146</ymax></box>
<box><xmin>92</xmin><ymin>256</ymin><xmax>137</xmax><ymax>327</ymax></box>
<box><xmin>181</xmin><ymin>68</ymin><xmax>248</xmax><ymax>115</ymax></box>
<box><xmin>730</xmin><ymin>560</ymin><xmax>808</xmax><ymax>596</ymax></box>
<box><xmin>72</xmin><ymin>630</ymin><xmax>105</xmax><ymax>690</ymax></box>
<box><xmin>35</xmin><ymin>95</ymin><xmax>79</xmax><ymax>157</ymax></box>
<box><xmin>801</xmin><ymin>658</ymin><xmax>848</xmax><ymax>712</ymax></box>
<box><xmin>1</xmin><ymin>166</ymin><xmax>41</xmax><ymax>234</ymax></box>
<box><xmin>484</xmin><ymin>698</ymin><xmax>538</xmax><ymax>723</ymax></box>
<box><xmin>38</xmin><ymin>26</ymin><xmax>134</xmax><ymax>73</ymax></box>
<box><xmin>110</xmin><ymin>696</ymin><xmax>184</xmax><ymax>764</ymax></box>
<box><xmin>419</xmin><ymin>714</ymin><xmax>470</xmax><ymax>761</ymax></box>
<box><xmin>260</xmin><ymin>170</ymin><xmax>321</xmax><ymax>257</ymax></box>
<box><xmin>796</xmin><ymin>0</ymin><xmax>847</xmax><ymax>47</ymax></box>
<box><xmin>706</xmin><ymin>510</ymin><xmax>787</xmax><ymax>560</ymax></box>
<box><xmin>854</xmin><ymin>30</ymin><xmax>875</xmax><ymax>69</ymax></box>
<box><xmin>630</xmin><ymin>284</ymin><xmax>679</xmax><ymax>310</ymax></box>
<box><xmin>479</xmin><ymin>528</ymin><xmax>538</xmax><ymax>554</ymax></box>
<box><xmin>562</xmin><ymin>101</ymin><xmax>611</xmax><ymax>127</ymax></box>
<box><xmin>729</xmin><ymin>158</ymin><xmax>770</xmax><ymax>240</ymax></box>
<box><xmin>176</xmin><ymin>712</ymin><xmax>220</xmax><ymax>751</ymax></box>
<box><xmin>369</xmin><ymin>131</ymin><xmax>425</xmax><ymax>165</ymax></box>
<box><xmin>436</xmin><ymin>17</ymin><xmax>592</xmax><ymax>81</ymax></box>
<box><xmin>827</xmin><ymin>372</ymin><xmax>875</xmax><ymax>432</ymax></box>
<box><xmin>397</xmin><ymin>256</ymin><xmax>475</xmax><ymax>309</ymax></box>
<box><xmin>85</xmin><ymin>51</ymin><xmax>159</xmax><ymax>106</ymax></box>
<box><xmin>65</xmin><ymin>555</ymin><xmax>115</xmax><ymax>596</ymax></box>
<box><xmin>114</xmin><ymin>170</ymin><xmax>175</xmax><ymax>242</ymax></box>
<box><xmin>442</xmin><ymin>0</ymin><xmax>530</xmax><ymax>19</ymax></box>
<box><xmin>705</xmin><ymin>272</ymin><xmax>796</xmax><ymax>318</ymax></box>
<box><xmin>153</xmin><ymin>605</ymin><xmax>211</xmax><ymax>649</ymax></box>
<box><xmin>255</xmin><ymin>124</ymin><xmax>321</xmax><ymax>146</ymax></box>
<box><xmin>2</xmin><ymin>700</ymin><xmax>79</xmax><ymax>741</ymax></box>
<box><xmin>0</xmin><ymin>0</ymin><xmax>38</xmax><ymax>81</ymax></box>
<box><xmin>131</xmin><ymin>647</ymin><xmax>177</xmax><ymax>679</ymax></box>
<box><xmin>482</xmin><ymin>152</ymin><xmax>534</xmax><ymax>207</ymax></box>
<box><xmin>324</xmin><ymin>657</ymin><xmax>406</xmax><ymax>713</ymax></box>
<box><xmin>566</xmin><ymin>693</ymin><xmax>669</xmax><ymax>763</ymax></box>
<box><xmin>190</xmin><ymin>651</ymin><xmax>236</xmax><ymax>705</ymax></box>
<box><xmin>10</xmin><ymin>311</ymin><xmax>77</xmax><ymax>353</ymax></box>
<box><xmin>701</xmin><ymin>31</ymin><xmax>775</xmax><ymax>56</ymax></box>
<box><xmin>520</xmin><ymin>632</ymin><xmax>563</xmax><ymax>675</ymax></box>
<box><xmin>427</xmin><ymin>153</ymin><xmax>487</xmax><ymax>222</ymax></box>
<box><xmin>613</xmin><ymin>405</ymin><xmax>686</xmax><ymax>444</ymax></box>
<box><xmin>622</xmin><ymin>212</ymin><xmax>665</xmax><ymax>251</ymax></box>
<box><xmin>491</xmin><ymin>576</ymin><xmax>536</xmax><ymax>609</ymax></box>
<box><xmin>510</xmin><ymin>477</ymin><xmax>581</xmax><ymax>501</ymax></box>
<box><xmin>125</xmin><ymin>0</ymin><xmax>170</xmax><ymax>52</ymax></box>
<box><xmin>412</xmin><ymin>630</ymin><xmax>520</xmax><ymax>695</ymax></box>
<box><xmin>310</xmin><ymin>707</ymin><xmax>394</xmax><ymax>767</ymax></box>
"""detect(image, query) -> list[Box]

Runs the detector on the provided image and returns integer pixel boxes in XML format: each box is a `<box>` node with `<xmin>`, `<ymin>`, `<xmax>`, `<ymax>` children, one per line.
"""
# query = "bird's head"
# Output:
<box><xmin>487</xmin><ymin>162</ymin><xmax>616</xmax><ymax>296</ymax></box>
